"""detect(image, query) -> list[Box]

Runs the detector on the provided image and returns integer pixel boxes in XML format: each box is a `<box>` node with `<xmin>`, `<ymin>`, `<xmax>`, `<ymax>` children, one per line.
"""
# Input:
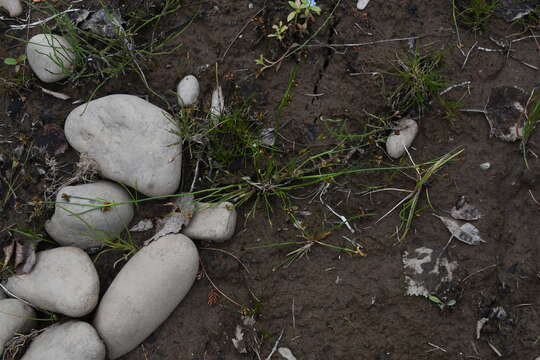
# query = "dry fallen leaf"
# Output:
<box><xmin>2</xmin><ymin>239</ymin><xmax>37</xmax><ymax>275</ymax></box>
<box><xmin>451</xmin><ymin>196</ymin><xmax>482</xmax><ymax>221</ymax></box>
<box><xmin>15</xmin><ymin>241</ymin><xmax>36</xmax><ymax>275</ymax></box>
<box><xmin>2</xmin><ymin>241</ymin><xmax>15</xmax><ymax>269</ymax></box>
<box><xmin>144</xmin><ymin>195</ymin><xmax>195</xmax><ymax>246</ymax></box>
<box><xmin>232</xmin><ymin>325</ymin><xmax>247</xmax><ymax>354</ymax></box>
<box><xmin>434</xmin><ymin>215</ymin><xmax>485</xmax><ymax>245</ymax></box>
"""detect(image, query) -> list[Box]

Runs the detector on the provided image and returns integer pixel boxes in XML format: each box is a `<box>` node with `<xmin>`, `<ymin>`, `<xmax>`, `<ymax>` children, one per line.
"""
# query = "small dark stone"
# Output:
<box><xmin>407</xmin><ymin>3</ymin><xmax>418</xmax><ymax>16</ymax></box>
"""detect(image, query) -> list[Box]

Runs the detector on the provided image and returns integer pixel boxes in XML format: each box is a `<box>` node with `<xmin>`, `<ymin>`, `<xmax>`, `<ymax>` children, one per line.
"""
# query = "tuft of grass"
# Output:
<box><xmin>275</xmin><ymin>65</ymin><xmax>298</xmax><ymax>127</ymax></box>
<box><xmin>1</xmin><ymin>143</ymin><xmax>33</xmax><ymax>210</ymax></box>
<box><xmin>389</xmin><ymin>51</ymin><xmax>446</xmax><ymax>114</ymax></box>
<box><xmin>376</xmin><ymin>148</ymin><xmax>463</xmax><ymax>242</ymax></box>
<box><xmin>247</xmin><ymin>209</ymin><xmax>368</xmax><ymax>271</ymax></box>
<box><xmin>521</xmin><ymin>87</ymin><xmax>540</xmax><ymax>168</ymax></box>
<box><xmin>10</xmin><ymin>0</ymin><xmax>192</xmax><ymax>104</ymax></box>
<box><xmin>453</xmin><ymin>0</ymin><xmax>500</xmax><ymax>32</ymax></box>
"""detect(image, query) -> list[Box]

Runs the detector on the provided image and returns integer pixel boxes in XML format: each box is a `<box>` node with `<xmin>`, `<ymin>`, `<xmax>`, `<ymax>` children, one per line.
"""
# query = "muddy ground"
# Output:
<box><xmin>1</xmin><ymin>0</ymin><xmax>540</xmax><ymax>359</ymax></box>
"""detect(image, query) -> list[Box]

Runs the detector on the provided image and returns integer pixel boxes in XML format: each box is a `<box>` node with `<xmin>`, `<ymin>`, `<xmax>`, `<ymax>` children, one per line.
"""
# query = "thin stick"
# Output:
<box><xmin>9</xmin><ymin>9</ymin><xmax>81</xmax><ymax>30</ymax></box>
<box><xmin>220</xmin><ymin>7</ymin><xmax>265</xmax><ymax>62</ymax></box>
<box><xmin>426</xmin><ymin>342</ymin><xmax>447</xmax><ymax>353</ymax></box>
<box><xmin>190</xmin><ymin>158</ymin><xmax>200</xmax><ymax>193</ymax></box>
<box><xmin>264</xmin><ymin>329</ymin><xmax>284</xmax><ymax>360</ymax></box>
<box><xmin>440</xmin><ymin>81</ymin><xmax>471</xmax><ymax>96</ymax></box>
<box><xmin>461</xmin><ymin>264</ymin><xmax>496</xmax><ymax>283</ymax></box>
<box><xmin>200</xmin><ymin>247</ymin><xmax>250</xmax><ymax>273</ymax></box>
<box><xmin>461</xmin><ymin>42</ymin><xmax>477</xmax><ymax>70</ymax></box>
<box><xmin>511</xmin><ymin>35</ymin><xmax>540</xmax><ymax>43</ymax></box>
<box><xmin>292</xmin><ymin>298</ymin><xmax>296</xmax><ymax>329</ymax></box>
<box><xmin>488</xmin><ymin>342</ymin><xmax>503</xmax><ymax>357</ymax></box>
<box><xmin>305</xmin><ymin>36</ymin><xmax>422</xmax><ymax>48</ymax></box>
<box><xmin>199</xmin><ymin>260</ymin><xmax>243</xmax><ymax>308</ymax></box>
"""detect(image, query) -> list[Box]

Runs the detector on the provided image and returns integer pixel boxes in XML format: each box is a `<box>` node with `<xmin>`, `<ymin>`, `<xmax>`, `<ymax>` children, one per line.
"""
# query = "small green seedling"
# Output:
<box><xmin>287</xmin><ymin>0</ymin><xmax>321</xmax><ymax>23</ymax></box>
<box><xmin>428</xmin><ymin>295</ymin><xmax>457</xmax><ymax>310</ymax></box>
<box><xmin>268</xmin><ymin>21</ymin><xmax>289</xmax><ymax>41</ymax></box>
<box><xmin>3</xmin><ymin>55</ymin><xmax>26</xmax><ymax>66</ymax></box>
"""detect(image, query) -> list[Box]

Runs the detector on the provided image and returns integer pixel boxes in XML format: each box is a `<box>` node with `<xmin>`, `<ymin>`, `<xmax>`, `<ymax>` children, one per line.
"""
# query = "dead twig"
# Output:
<box><xmin>305</xmin><ymin>35</ymin><xmax>423</xmax><ymax>49</ymax></box>
<box><xmin>220</xmin><ymin>6</ymin><xmax>266</xmax><ymax>62</ymax></box>
<box><xmin>200</xmin><ymin>247</ymin><xmax>250</xmax><ymax>273</ymax></box>
<box><xmin>461</xmin><ymin>264</ymin><xmax>497</xmax><ymax>283</ymax></box>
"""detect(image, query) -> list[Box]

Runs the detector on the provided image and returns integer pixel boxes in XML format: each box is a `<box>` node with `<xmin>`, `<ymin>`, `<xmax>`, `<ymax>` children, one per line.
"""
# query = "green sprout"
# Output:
<box><xmin>428</xmin><ymin>295</ymin><xmax>457</xmax><ymax>310</ymax></box>
<box><xmin>287</xmin><ymin>0</ymin><xmax>321</xmax><ymax>23</ymax></box>
<box><xmin>268</xmin><ymin>21</ymin><xmax>289</xmax><ymax>41</ymax></box>
<box><xmin>3</xmin><ymin>55</ymin><xmax>26</xmax><ymax>66</ymax></box>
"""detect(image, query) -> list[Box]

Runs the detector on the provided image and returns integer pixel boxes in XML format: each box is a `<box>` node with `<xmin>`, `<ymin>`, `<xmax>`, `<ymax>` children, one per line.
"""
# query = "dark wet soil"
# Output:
<box><xmin>1</xmin><ymin>0</ymin><xmax>540</xmax><ymax>359</ymax></box>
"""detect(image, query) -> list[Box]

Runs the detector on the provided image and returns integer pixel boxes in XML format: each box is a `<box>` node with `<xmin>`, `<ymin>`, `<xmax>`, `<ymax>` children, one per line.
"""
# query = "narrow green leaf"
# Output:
<box><xmin>4</xmin><ymin>58</ymin><xmax>18</xmax><ymax>65</ymax></box>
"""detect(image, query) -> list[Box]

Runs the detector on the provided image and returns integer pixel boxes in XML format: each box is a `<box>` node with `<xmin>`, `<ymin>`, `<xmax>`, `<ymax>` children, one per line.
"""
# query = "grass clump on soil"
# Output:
<box><xmin>453</xmin><ymin>0</ymin><xmax>500</xmax><ymax>32</ymax></box>
<box><xmin>247</xmin><ymin>207</ymin><xmax>371</xmax><ymax>271</ymax></box>
<box><xmin>376</xmin><ymin>148</ymin><xmax>463</xmax><ymax>242</ymax></box>
<box><xmin>388</xmin><ymin>51</ymin><xmax>447</xmax><ymax>115</ymax></box>
<box><xmin>521</xmin><ymin>87</ymin><xmax>540</xmax><ymax>168</ymax></box>
<box><xmin>11</xmin><ymin>0</ymin><xmax>190</xmax><ymax>103</ymax></box>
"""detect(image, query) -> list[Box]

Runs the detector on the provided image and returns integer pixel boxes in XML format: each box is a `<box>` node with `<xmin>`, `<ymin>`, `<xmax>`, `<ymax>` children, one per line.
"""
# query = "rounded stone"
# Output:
<box><xmin>182</xmin><ymin>202</ymin><xmax>237</xmax><ymax>242</ymax></box>
<box><xmin>0</xmin><ymin>0</ymin><xmax>23</xmax><ymax>17</ymax></box>
<box><xmin>65</xmin><ymin>94</ymin><xmax>182</xmax><ymax>197</ymax></box>
<box><xmin>0</xmin><ymin>299</ymin><xmax>36</xmax><ymax>351</ymax></box>
<box><xmin>5</xmin><ymin>247</ymin><xmax>99</xmax><ymax>317</ymax></box>
<box><xmin>94</xmin><ymin>234</ymin><xmax>199</xmax><ymax>359</ymax></box>
<box><xmin>26</xmin><ymin>34</ymin><xmax>75</xmax><ymax>83</ymax></box>
<box><xmin>20</xmin><ymin>321</ymin><xmax>106</xmax><ymax>360</ymax></box>
<box><xmin>45</xmin><ymin>181</ymin><xmax>134</xmax><ymax>249</ymax></box>
<box><xmin>385</xmin><ymin>119</ymin><xmax>419</xmax><ymax>159</ymax></box>
<box><xmin>177</xmin><ymin>75</ymin><xmax>200</xmax><ymax>107</ymax></box>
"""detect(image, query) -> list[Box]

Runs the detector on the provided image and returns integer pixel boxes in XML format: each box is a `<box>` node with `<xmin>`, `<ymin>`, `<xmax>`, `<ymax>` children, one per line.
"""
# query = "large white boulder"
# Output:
<box><xmin>182</xmin><ymin>202</ymin><xmax>237</xmax><ymax>242</ymax></box>
<box><xmin>385</xmin><ymin>119</ymin><xmax>419</xmax><ymax>159</ymax></box>
<box><xmin>45</xmin><ymin>181</ymin><xmax>134</xmax><ymax>249</ymax></box>
<box><xmin>20</xmin><ymin>321</ymin><xmax>106</xmax><ymax>360</ymax></box>
<box><xmin>94</xmin><ymin>234</ymin><xmax>199</xmax><ymax>359</ymax></box>
<box><xmin>0</xmin><ymin>299</ymin><xmax>36</xmax><ymax>351</ymax></box>
<box><xmin>0</xmin><ymin>0</ymin><xmax>22</xmax><ymax>16</ymax></box>
<box><xmin>65</xmin><ymin>94</ymin><xmax>182</xmax><ymax>196</ymax></box>
<box><xmin>26</xmin><ymin>34</ymin><xmax>75</xmax><ymax>83</ymax></box>
<box><xmin>177</xmin><ymin>75</ymin><xmax>200</xmax><ymax>107</ymax></box>
<box><xmin>4</xmin><ymin>247</ymin><xmax>99</xmax><ymax>317</ymax></box>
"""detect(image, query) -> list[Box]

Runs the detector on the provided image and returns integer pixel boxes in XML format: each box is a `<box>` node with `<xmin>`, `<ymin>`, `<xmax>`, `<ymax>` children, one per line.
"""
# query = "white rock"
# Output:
<box><xmin>278</xmin><ymin>347</ymin><xmax>297</xmax><ymax>360</ymax></box>
<box><xmin>20</xmin><ymin>321</ymin><xmax>106</xmax><ymax>360</ymax></box>
<box><xmin>5</xmin><ymin>247</ymin><xmax>99</xmax><ymax>317</ymax></box>
<box><xmin>357</xmin><ymin>0</ymin><xmax>370</xmax><ymax>10</ymax></box>
<box><xmin>182</xmin><ymin>202</ymin><xmax>237</xmax><ymax>242</ymax></box>
<box><xmin>210</xmin><ymin>86</ymin><xmax>224</xmax><ymax>117</ymax></box>
<box><xmin>45</xmin><ymin>181</ymin><xmax>134</xmax><ymax>249</ymax></box>
<box><xmin>26</xmin><ymin>34</ymin><xmax>75</xmax><ymax>83</ymax></box>
<box><xmin>0</xmin><ymin>0</ymin><xmax>22</xmax><ymax>16</ymax></box>
<box><xmin>385</xmin><ymin>119</ymin><xmax>419</xmax><ymax>159</ymax></box>
<box><xmin>65</xmin><ymin>94</ymin><xmax>182</xmax><ymax>196</ymax></box>
<box><xmin>94</xmin><ymin>234</ymin><xmax>199</xmax><ymax>359</ymax></box>
<box><xmin>0</xmin><ymin>299</ymin><xmax>36</xmax><ymax>351</ymax></box>
<box><xmin>177</xmin><ymin>75</ymin><xmax>200</xmax><ymax>107</ymax></box>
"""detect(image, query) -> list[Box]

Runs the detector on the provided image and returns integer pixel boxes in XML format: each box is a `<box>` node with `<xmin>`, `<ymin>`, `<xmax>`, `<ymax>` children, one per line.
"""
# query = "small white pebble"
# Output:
<box><xmin>480</xmin><ymin>162</ymin><xmax>491</xmax><ymax>171</ymax></box>
<box><xmin>248</xmin><ymin>2</ymin><xmax>253</xmax><ymax>9</ymax></box>
<box><xmin>278</xmin><ymin>347</ymin><xmax>297</xmax><ymax>360</ymax></box>
<box><xmin>357</xmin><ymin>0</ymin><xmax>370</xmax><ymax>10</ymax></box>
